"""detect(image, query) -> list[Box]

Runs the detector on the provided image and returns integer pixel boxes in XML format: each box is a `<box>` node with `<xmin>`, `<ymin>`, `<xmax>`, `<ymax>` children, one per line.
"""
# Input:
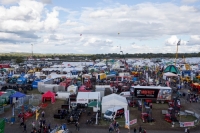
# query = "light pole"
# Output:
<box><xmin>175</xmin><ymin>39</ymin><xmax>181</xmax><ymax>66</ymax></box>
<box><xmin>31</xmin><ymin>44</ymin><xmax>33</xmax><ymax>57</ymax></box>
<box><xmin>120</xmin><ymin>50</ymin><xmax>126</xmax><ymax>67</ymax></box>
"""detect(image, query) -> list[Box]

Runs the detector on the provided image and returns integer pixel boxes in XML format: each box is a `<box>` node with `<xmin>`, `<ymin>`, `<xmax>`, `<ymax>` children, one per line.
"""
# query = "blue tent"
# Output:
<box><xmin>10</xmin><ymin>92</ymin><xmax>26</xmax><ymax>98</ymax></box>
<box><xmin>10</xmin><ymin>92</ymin><xmax>26</xmax><ymax>104</ymax></box>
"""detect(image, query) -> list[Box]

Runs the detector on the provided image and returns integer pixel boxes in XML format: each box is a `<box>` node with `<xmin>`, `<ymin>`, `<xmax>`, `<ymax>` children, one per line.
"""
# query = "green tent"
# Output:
<box><xmin>164</xmin><ymin>65</ymin><xmax>180</xmax><ymax>74</ymax></box>
<box><xmin>0</xmin><ymin>119</ymin><xmax>5</xmax><ymax>133</ymax></box>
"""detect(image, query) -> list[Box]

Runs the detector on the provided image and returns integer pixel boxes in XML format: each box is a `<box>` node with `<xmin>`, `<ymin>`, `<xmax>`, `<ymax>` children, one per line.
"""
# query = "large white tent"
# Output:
<box><xmin>101</xmin><ymin>94</ymin><xmax>128</xmax><ymax>113</ymax></box>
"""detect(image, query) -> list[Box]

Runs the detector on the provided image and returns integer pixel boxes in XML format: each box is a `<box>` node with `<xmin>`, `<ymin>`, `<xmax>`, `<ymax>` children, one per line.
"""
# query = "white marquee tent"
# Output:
<box><xmin>101</xmin><ymin>93</ymin><xmax>128</xmax><ymax>113</ymax></box>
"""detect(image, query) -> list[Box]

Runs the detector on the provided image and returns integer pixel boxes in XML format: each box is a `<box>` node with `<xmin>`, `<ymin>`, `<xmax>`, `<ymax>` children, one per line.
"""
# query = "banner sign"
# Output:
<box><xmin>130</xmin><ymin>119</ymin><xmax>137</xmax><ymax>125</ymax></box>
<box><xmin>180</xmin><ymin>122</ymin><xmax>194</xmax><ymax>127</ymax></box>
<box><xmin>124</xmin><ymin>110</ymin><xmax>130</xmax><ymax>129</ymax></box>
<box><xmin>135</xmin><ymin>88</ymin><xmax>172</xmax><ymax>100</ymax></box>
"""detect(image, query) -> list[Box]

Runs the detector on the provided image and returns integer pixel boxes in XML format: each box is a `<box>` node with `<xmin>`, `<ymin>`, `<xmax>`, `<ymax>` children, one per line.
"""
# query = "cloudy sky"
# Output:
<box><xmin>0</xmin><ymin>0</ymin><xmax>200</xmax><ymax>54</ymax></box>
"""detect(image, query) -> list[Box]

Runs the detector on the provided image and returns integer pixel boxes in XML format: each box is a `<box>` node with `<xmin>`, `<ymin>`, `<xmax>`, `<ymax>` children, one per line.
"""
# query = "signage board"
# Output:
<box><xmin>134</xmin><ymin>88</ymin><xmax>172</xmax><ymax>100</ymax></box>
<box><xmin>130</xmin><ymin>119</ymin><xmax>137</xmax><ymax>125</ymax></box>
<box><xmin>180</xmin><ymin>122</ymin><xmax>194</xmax><ymax>127</ymax></box>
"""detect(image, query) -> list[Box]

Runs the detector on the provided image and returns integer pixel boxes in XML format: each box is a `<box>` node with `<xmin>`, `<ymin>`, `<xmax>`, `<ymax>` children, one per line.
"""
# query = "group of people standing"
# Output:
<box><xmin>133</xmin><ymin>126</ymin><xmax>146</xmax><ymax>133</ymax></box>
<box><xmin>108</xmin><ymin>120</ymin><xmax>120</xmax><ymax>132</ymax></box>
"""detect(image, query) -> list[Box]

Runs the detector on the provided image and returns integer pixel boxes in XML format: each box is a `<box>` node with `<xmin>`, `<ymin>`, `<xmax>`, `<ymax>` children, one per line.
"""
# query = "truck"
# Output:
<box><xmin>103</xmin><ymin>106</ymin><xmax>124</xmax><ymax>121</ymax></box>
<box><xmin>131</xmin><ymin>86</ymin><xmax>172</xmax><ymax>103</ymax></box>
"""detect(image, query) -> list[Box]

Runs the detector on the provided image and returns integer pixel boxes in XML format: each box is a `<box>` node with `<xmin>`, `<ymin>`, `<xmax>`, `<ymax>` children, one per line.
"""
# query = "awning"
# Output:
<box><xmin>88</xmin><ymin>101</ymin><xmax>101</xmax><ymax>107</ymax></box>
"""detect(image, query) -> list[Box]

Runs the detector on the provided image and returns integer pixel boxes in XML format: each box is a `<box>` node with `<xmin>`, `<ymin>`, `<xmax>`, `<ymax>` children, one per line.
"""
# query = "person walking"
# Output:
<box><xmin>20</xmin><ymin>117</ymin><xmax>24</xmax><ymax>127</ymax></box>
<box><xmin>187</xmin><ymin>128</ymin><xmax>190</xmax><ymax>133</ymax></box>
<box><xmin>133</xmin><ymin>127</ymin><xmax>137</xmax><ymax>133</ymax></box>
<box><xmin>185</xmin><ymin>128</ymin><xmax>188</xmax><ymax>133</ymax></box>
<box><xmin>23</xmin><ymin>123</ymin><xmax>26</xmax><ymax>132</ymax></box>
<box><xmin>75</xmin><ymin>122</ymin><xmax>80</xmax><ymax>131</ymax></box>
<box><xmin>42</xmin><ymin>111</ymin><xmax>45</xmax><ymax>118</ymax></box>
<box><xmin>139</xmin><ymin>126</ymin><xmax>142</xmax><ymax>133</ymax></box>
<box><xmin>31</xmin><ymin>121</ymin><xmax>35</xmax><ymax>129</ymax></box>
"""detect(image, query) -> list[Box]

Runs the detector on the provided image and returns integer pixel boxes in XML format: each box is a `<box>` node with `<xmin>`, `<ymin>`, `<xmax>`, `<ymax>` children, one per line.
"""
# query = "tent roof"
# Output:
<box><xmin>102</xmin><ymin>94</ymin><xmax>127</xmax><ymax>104</ymax></box>
<box><xmin>10</xmin><ymin>91</ymin><xmax>26</xmax><ymax>98</ymax></box>
<box><xmin>77</xmin><ymin>92</ymin><xmax>100</xmax><ymax>99</ymax></box>
<box><xmin>164</xmin><ymin>65</ymin><xmax>180</xmax><ymax>74</ymax></box>
<box><xmin>42</xmin><ymin>91</ymin><xmax>55</xmax><ymax>97</ymax></box>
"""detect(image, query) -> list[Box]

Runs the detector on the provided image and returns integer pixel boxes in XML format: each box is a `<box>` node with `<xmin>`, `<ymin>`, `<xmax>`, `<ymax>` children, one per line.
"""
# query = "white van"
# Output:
<box><xmin>104</xmin><ymin>106</ymin><xmax>124</xmax><ymax>121</ymax></box>
<box><xmin>119</xmin><ymin>91</ymin><xmax>131</xmax><ymax>97</ymax></box>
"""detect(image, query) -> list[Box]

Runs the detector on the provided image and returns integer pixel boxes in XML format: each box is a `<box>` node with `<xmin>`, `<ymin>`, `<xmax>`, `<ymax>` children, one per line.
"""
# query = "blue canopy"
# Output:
<box><xmin>10</xmin><ymin>92</ymin><xmax>25</xmax><ymax>98</ymax></box>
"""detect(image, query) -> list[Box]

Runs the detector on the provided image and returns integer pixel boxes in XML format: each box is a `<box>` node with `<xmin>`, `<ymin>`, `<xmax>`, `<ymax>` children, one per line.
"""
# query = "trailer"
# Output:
<box><xmin>131</xmin><ymin>86</ymin><xmax>172</xmax><ymax>103</ymax></box>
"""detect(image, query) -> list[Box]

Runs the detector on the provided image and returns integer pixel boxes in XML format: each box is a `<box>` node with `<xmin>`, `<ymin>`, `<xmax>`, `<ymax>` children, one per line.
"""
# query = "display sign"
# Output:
<box><xmin>180</xmin><ymin>122</ymin><xmax>194</xmax><ymax>127</ymax></box>
<box><xmin>130</xmin><ymin>119</ymin><xmax>137</xmax><ymax>125</ymax></box>
<box><xmin>135</xmin><ymin>88</ymin><xmax>172</xmax><ymax>100</ymax></box>
<box><xmin>135</xmin><ymin>89</ymin><xmax>159</xmax><ymax>98</ymax></box>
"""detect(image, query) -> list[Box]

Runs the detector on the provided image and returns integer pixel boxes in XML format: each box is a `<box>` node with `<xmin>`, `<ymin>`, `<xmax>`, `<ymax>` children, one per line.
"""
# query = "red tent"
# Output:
<box><xmin>42</xmin><ymin>91</ymin><xmax>55</xmax><ymax>104</ymax></box>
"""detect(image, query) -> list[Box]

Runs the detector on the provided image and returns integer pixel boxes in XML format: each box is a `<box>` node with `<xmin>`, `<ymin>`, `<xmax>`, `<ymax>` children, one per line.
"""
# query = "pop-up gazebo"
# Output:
<box><xmin>42</xmin><ymin>91</ymin><xmax>55</xmax><ymax>104</ymax></box>
<box><xmin>10</xmin><ymin>91</ymin><xmax>26</xmax><ymax>106</ymax></box>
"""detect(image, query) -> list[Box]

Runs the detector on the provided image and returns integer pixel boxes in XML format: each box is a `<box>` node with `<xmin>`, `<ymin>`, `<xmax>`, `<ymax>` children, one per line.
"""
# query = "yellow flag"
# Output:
<box><xmin>36</xmin><ymin>109</ymin><xmax>40</xmax><ymax>120</ymax></box>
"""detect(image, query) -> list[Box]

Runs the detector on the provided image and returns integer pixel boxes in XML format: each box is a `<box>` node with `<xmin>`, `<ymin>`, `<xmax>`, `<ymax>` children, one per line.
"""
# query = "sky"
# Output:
<box><xmin>0</xmin><ymin>0</ymin><xmax>200</xmax><ymax>54</ymax></box>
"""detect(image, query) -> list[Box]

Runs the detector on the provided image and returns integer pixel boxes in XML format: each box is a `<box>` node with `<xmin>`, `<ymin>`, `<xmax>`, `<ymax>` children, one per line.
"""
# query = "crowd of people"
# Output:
<box><xmin>17</xmin><ymin>110</ymin><xmax>68</xmax><ymax>133</ymax></box>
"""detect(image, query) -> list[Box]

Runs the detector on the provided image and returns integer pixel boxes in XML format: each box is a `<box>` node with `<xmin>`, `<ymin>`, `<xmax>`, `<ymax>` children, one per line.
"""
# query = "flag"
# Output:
<box><xmin>124</xmin><ymin>110</ymin><xmax>130</xmax><ymax>129</ymax></box>
<box><xmin>177</xmin><ymin>39</ymin><xmax>181</xmax><ymax>46</ymax></box>
<box><xmin>36</xmin><ymin>109</ymin><xmax>40</xmax><ymax>120</ymax></box>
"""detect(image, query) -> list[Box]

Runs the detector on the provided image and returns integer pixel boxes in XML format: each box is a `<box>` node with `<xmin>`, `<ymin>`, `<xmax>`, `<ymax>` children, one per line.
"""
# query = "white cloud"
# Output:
<box><xmin>0</xmin><ymin>1</ymin><xmax>200</xmax><ymax>54</ymax></box>
<box><xmin>40</xmin><ymin>0</ymin><xmax>51</xmax><ymax>4</ymax></box>
<box><xmin>44</xmin><ymin>8</ymin><xmax>60</xmax><ymax>30</ymax></box>
<box><xmin>187</xmin><ymin>35</ymin><xmax>200</xmax><ymax>45</ymax></box>
<box><xmin>0</xmin><ymin>0</ymin><xmax>19</xmax><ymax>5</ymax></box>
<box><xmin>165</xmin><ymin>36</ymin><xmax>187</xmax><ymax>46</ymax></box>
<box><xmin>65</xmin><ymin>20</ymin><xmax>78</xmax><ymax>26</ymax></box>
<box><xmin>83</xmin><ymin>37</ymin><xmax>113</xmax><ymax>47</ymax></box>
<box><xmin>181</xmin><ymin>0</ymin><xmax>199</xmax><ymax>4</ymax></box>
<box><xmin>165</xmin><ymin>35</ymin><xmax>180</xmax><ymax>46</ymax></box>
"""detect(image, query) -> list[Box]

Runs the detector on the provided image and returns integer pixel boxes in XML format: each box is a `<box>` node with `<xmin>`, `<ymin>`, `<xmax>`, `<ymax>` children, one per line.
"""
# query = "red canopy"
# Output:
<box><xmin>42</xmin><ymin>91</ymin><xmax>55</xmax><ymax>104</ymax></box>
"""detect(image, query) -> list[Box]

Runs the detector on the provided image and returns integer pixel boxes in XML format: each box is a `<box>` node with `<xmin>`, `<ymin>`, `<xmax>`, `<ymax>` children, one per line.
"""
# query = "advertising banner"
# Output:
<box><xmin>135</xmin><ymin>88</ymin><xmax>172</xmax><ymax>100</ymax></box>
<box><xmin>124</xmin><ymin>110</ymin><xmax>130</xmax><ymax>129</ymax></box>
<box><xmin>180</xmin><ymin>122</ymin><xmax>194</xmax><ymax>127</ymax></box>
<box><xmin>130</xmin><ymin>119</ymin><xmax>137</xmax><ymax>125</ymax></box>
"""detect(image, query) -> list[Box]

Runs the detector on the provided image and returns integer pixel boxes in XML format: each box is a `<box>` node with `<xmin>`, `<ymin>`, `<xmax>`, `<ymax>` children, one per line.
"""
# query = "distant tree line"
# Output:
<box><xmin>0</xmin><ymin>52</ymin><xmax>200</xmax><ymax>62</ymax></box>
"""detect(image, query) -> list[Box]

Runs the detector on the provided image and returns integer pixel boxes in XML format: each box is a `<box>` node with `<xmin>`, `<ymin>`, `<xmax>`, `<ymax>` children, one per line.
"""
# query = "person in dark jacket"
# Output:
<box><xmin>139</xmin><ymin>126</ymin><xmax>142</xmax><ymax>133</ymax></box>
<box><xmin>23</xmin><ymin>123</ymin><xmax>26</xmax><ymax>132</ymax></box>
<box><xmin>133</xmin><ymin>127</ymin><xmax>137</xmax><ymax>133</ymax></box>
